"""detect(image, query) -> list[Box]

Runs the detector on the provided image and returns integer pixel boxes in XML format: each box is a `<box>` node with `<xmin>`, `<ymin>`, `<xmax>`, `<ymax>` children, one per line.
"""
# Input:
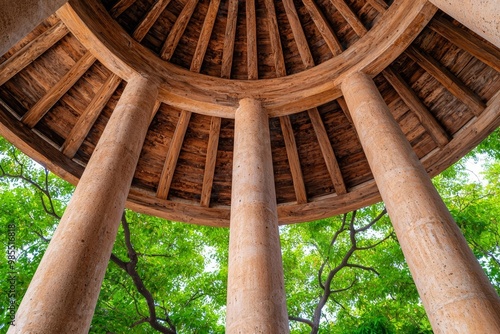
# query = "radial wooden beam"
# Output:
<box><xmin>190</xmin><ymin>0</ymin><xmax>221</xmax><ymax>72</ymax></box>
<box><xmin>157</xmin><ymin>110</ymin><xmax>192</xmax><ymax>199</ymax></box>
<box><xmin>302</xmin><ymin>0</ymin><xmax>343</xmax><ymax>56</ymax></box>
<box><xmin>61</xmin><ymin>74</ymin><xmax>122</xmax><ymax>158</ymax></box>
<box><xmin>246</xmin><ymin>0</ymin><xmax>258</xmax><ymax>79</ymax></box>
<box><xmin>283</xmin><ymin>0</ymin><xmax>314</xmax><ymax>69</ymax></box>
<box><xmin>110</xmin><ymin>0</ymin><xmax>137</xmax><ymax>18</ymax></box>
<box><xmin>0</xmin><ymin>22</ymin><xmax>69</xmax><ymax>86</ymax></box>
<box><xmin>22</xmin><ymin>51</ymin><xmax>96</xmax><ymax>128</ymax></box>
<box><xmin>264</xmin><ymin>0</ymin><xmax>286</xmax><ymax>77</ymax></box>
<box><xmin>429</xmin><ymin>16</ymin><xmax>500</xmax><ymax>73</ymax></box>
<box><xmin>132</xmin><ymin>0</ymin><xmax>172</xmax><ymax>42</ymax></box>
<box><xmin>280</xmin><ymin>116</ymin><xmax>307</xmax><ymax>204</ymax></box>
<box><xmin>221</xmin><ymin>0</ymin><xmax>238</xmax><ymax>78</ymax></box>
<box><xmin>365</xmin><ymin>0</ymin><xmax>388</xmax><ymax>13</ymax></box>
<box><xmin>405</xmin><ymin>46</ymin><xmax>486</xmax><ymax>116</ymax></box>
<box><xmin>382</xmin><ymin>67</ymin><xmax>450</xmax><ymax>148</ymax></box>
<box><xmin>200</xmin><ymin>116</ymin><xmax>221</xmax><ymax>207</ymax></box>
<box><xmin>160</xmin><ymin>0</ymin><xmax>198</xmax><ymax>61</ymax></box>
<box><xmin>330</xmin><ymin>0</ymin><xmax>367</xmax><ymax>37</ymax></box>
<box><xmin>308</xmin><ymin>107</ymin><xmax>347</xmax><ymax>195</ymax></box>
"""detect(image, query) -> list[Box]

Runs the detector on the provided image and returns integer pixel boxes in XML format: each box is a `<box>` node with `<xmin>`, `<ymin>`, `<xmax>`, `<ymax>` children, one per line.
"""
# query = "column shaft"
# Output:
<box><xmin>342</xmin><ymin>72</ymin><xmax>500</xmax><ymax>333</ymax></box>
<box><xmin>0</xmin><ymin>0</ymin><xmax>68</xmax><ymax>56</ymax></box>
<box><xmin>428</xmin><ymin>0</ymin><xmax>499</xmax><ymax>48</ymax></box>
<box><xmin>9</xmin><ymin>76</ymin><xmax>158</xmax><ymax>333</ymax></box>
<box><xmin>226</xmin><ymin>98</ymin><xmax>289</xmax><ymax>333</ymax></box>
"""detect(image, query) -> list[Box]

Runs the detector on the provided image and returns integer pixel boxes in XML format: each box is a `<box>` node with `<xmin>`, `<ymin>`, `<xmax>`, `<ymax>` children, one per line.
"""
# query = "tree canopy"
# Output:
<box><xmin>1</xmin><ymin>130</ymin><xmax>499</xmax><ymax>333</ymax></box>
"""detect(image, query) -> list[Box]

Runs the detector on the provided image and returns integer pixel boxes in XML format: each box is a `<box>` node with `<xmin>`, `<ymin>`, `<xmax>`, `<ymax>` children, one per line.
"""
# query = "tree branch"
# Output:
<box><xmin>109</xmin><ymin>213</ymin><xmax>176</xmax><ymax>334</ymax></box>
<box><xmin>289</xmin><ymin>316</ymin><xmax>314</xmax><ymax>328</ymax></box>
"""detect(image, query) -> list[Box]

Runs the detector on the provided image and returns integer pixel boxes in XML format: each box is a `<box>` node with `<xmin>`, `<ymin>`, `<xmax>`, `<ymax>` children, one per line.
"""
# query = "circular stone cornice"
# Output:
<box><xmin>58</xmin><ymin>0</ymin><xmax>437</xmax><ymax>117</ymax></box>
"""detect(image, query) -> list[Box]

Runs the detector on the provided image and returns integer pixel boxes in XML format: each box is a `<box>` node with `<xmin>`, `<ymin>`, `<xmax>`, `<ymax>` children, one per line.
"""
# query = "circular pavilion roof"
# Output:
<box><xmin>0</xmin><ymin>0</ymin><xmax>499</xmax><ymax>226</ymax></box>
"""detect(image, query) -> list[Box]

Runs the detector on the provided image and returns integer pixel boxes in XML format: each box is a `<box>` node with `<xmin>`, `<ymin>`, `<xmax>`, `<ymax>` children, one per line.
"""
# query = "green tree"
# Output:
<box><xmin>1</xmin><ymin>133</ymin><xmax>500</xmax><ymax>333</ymax></box>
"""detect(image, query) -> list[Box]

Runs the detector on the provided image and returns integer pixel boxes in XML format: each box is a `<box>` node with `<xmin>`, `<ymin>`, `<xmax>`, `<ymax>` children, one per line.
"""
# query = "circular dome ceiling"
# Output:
<box><xmin>0</xmin><ymin>0</ymin><xmax>499</xmax><ymax>226</ymax></box>
<box><xmin>103</xmin><ymin>0</ymin><xmax>386</xmax><ymax>79</ymax></box>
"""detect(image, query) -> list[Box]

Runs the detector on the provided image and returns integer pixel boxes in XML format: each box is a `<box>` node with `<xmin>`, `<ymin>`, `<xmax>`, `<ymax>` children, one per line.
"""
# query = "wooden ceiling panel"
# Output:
<box><xmin>74</xmin><ymin>81</ymin><xmax>125</xmax><ymax>163</ymax></box>
<box><xmin>134</xmin><ymin>103</ymin><xmax>181</xmax><ymax>191</ymax></box>
<box><xmin>269</xmin><ymin>117</ymin><xmax>296</xmax><ymax>204</ymax></box>
<box><xmin>210</xmin><ymin>118</ymin><xmax>233</xmax><ymax>206</ymax></box>
<box><xmin>290</xmin><ymin>110</ymin><xmax>335</xmax><ymax>199</ymax></box>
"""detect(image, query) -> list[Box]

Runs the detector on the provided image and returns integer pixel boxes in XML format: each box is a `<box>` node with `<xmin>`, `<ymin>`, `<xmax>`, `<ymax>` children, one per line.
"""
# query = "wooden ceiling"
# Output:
<box><xmin>0</xmin><ymin>0</ymin><xmax>499</xmax><ymax>226</ymax></box>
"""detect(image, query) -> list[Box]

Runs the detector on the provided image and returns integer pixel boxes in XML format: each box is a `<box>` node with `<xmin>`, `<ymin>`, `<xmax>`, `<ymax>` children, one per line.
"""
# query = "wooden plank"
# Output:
<box><xmin>308</xmin><ymin>107</ymin><xmax>347</xmax><ymax>194</ymax></box>
<box><xmin>160</xmin><ymin>0</ymin><xmax>198</xmax><ymax>61</ymax></box>
<box><xmin>405</xmin><ymin>46</ymin><xmax>486</xmax><ymax>116</ymax></box>
<box><xmin>264</xmin><ymin>0</ymin><xmax>286</xmax><ymax>77</ymax></box>
<box><xmin>429</xmin><ymin>16</ymin><xmax>500</xmax><ymax>73</ymax></box>
<box><xmin>0</xmin><ymin>22</ymin><xmax>69</xmax><ymax>86</ymax></box>
<box><xmin>133</xmin><ymin>0</ymin><xmax>172</xmax><ymax>42</ymax></box>
<box><xmin>280</xmin><ymin>115</ymin><xmax>307</xmax><ymax>204</ymax></box>
<box><xmin>283</xmin><ymin>0</ymin><xmax>314</xmax><ymax>68</ymax></box>
<box><xmin>366</xmin><ymin>0</ymin><xmax>388</xmax><ymax>13</ymax></box>
<box><xmin>200</xmin><ymin>116</ymin><xmax>221</xmax><ymax>207</ymax></box>
<box><xmin>110</xmin><ymin>0</ymin><xmax>137</xmax><ymax>18</ymax></box>
<box><xmin>190</xmin><ymin>0</ymin><xmax>221</xmax><ymax>72</ymax></box>
<box><xmin>246</xmin><ymin>0</ymin><xmax>258</xmax><ymax>79</ymax></box>
<box><xmin>330</xmin><ymin>0</ymin><xmax>367</xmax><ymax>37</ymax></box>
<box><xmin>383</xmin><ymin>66</ymin><xmax>450</xmax><ymax>148</ymax></box>
<box><xmin>302</xmin><ymin>0</ymin><xmax>343</xmax><ymax>55</ymax></box>
<box><xmin>221</xmin><ymin>0</ymin><xmax>238</xmax><ymax>78</ymax></box>
<box><xmin>156</xmin><ymin>110</ymin><xmax>192</xmax><ymax>199</ymax></box>
<box><xmin>22</xmin><ymin>51</ymin><xmax>96</xmax><ymax>128</ymax></box>
<box><xmin>61</xmin><ymin>74</ymin><xmax>122</xmax><ymax>158</ymax></box>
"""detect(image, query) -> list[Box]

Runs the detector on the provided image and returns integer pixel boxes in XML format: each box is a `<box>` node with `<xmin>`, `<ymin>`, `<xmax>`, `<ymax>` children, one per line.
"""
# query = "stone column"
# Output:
<box><xmin>9</xmin><ymin>76</ymin><xmax>158</xmax><ymax>333</ymax></box>
<box><xmin>428</xmin><ymin>0</ymin><xmax>499</xmax><ymax>48</ymax></box>
<box><xmin>0</xmin><ymin>0</ymin><xmax>68</xmax><ymax>56</ymax></box>
<box><xmin>341</xmin><ymin>72</ymin><xmax>500</xmax><ymax>334</ymax></box>
<box><xmin>226</xmin><ymin>98</ymin><xmax>289</xmax><ymax>333</ymax></box>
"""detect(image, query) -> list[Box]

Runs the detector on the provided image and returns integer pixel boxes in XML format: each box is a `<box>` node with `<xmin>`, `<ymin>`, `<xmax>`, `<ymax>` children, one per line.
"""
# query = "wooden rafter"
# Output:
<box><xmin>382</xmin><ymin>66</ymin><xmax>450</xmax><ymax>148</ymax></box>
<box><xmin>110</xmin><ymin>0</ymin><xmax>137</xmax><ymax>18</ymax></box>
<box><xmin>283</xmin><ymin>0</ymin><xmax>314</xmax><ymax>69</ymax></box>
<box><xmin>280</xmin><ymin>116</ymin><xmax>307</xmax><ymax>204</ymax></box>
<box><xmin>191</xmin><ymin>0</ymin><xmax>221</xmax><ymax>72</ymax></box>
<box><xmin>330</xmin><ymin>0</ymin><xmax>367</xmax><ymax>37</ymax></box>
<box><xmin>133</xmin><ymin>0</ymin><xmax>172</xmax><ymax>42</ymax></box>
<box><xmin>365</xmin><ymin>0</ymin><xmax>388</xmax><ymax>13</ymax></box>
<box><xmin>405</xmin><ymin>46</ymin><xmax>486</xmax><ymax>116</ymax></box>
<box><xmin>200</xmin><ymin>116</ymin><xmax>221</xmax><ymax>207</ymax></box>
<box><xmin>221</xmin><ymin>0</ymin><xmax>238</xmax><ymax>78</ymax></box>
<box><xmin>0</xmin><ymin>22</ymin><xmax>69</xmax><ymax>86</ymax></box>
<box><xmin>302</xmin><ymin>0</ymin><xmax>343</xmax><ymax>55</ymax></box>
<box><xmin>264</xmin><ymin>0</ymin><xmax>286</xmax><ymax>77</ymax></box>
<box><xmin>308</xmin><ymin>107</ymin><xmax>347</xmax><ymax>195</ymax></box>
<box><xmin>61</xmin><ymin>74</ymin><xmax>122</xmax><ymax>158</ymax></box>
<box><xmin>22</xmin><ymin>51</ymin><xmax>96</xmax><ymax>128</ymax></box>
<box><xmin>246</xmin><ymin>0</ymin><xmax>258</xmax><ymax>79</ymax></box>
<box><xmin>157</xmin><ymin>110</ymin><xmax>192</xmax><ymax>199</ymax></box>
<box><xmin>429</xmin><ymin>16</ymin><xmax>500</xmax><ymax>73</ymax></box>
<box><xmin>160</xmin><ymin>0</ymin><xmax>198</xmax><ymax>61</ymax></box>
